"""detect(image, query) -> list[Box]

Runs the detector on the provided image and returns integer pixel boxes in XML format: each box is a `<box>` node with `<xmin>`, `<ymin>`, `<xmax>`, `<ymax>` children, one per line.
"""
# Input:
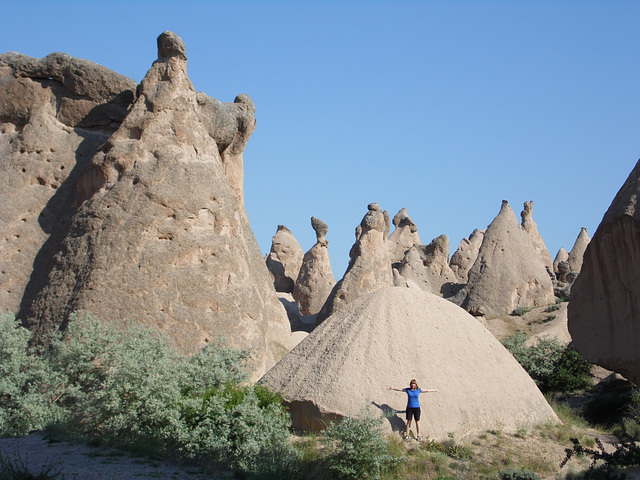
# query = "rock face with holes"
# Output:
<box><xmin>0</xmin><ymin>51</ymin><xmax>137</xmax><ymax>314</ymax></box>
<box><xmin>265</xmin><ymin>225</ymin><xmax>304</xmax><ymax>293</ymax></box>
<box><xmin>261</xmin><ymin>286</ymin><xmax>558</xmax><ymax>437</ymax></box>
<box><xmin>293</xmin><ymin>217</ymin><xmax>336</xmax><ymax>316</ymax></box>
<box><xmin>569</xmin><ymin>159</ymin><xmax>640</xmax><ymax>385</ymax></box>
<box><xmin>15</xmin><ymin>32</ymin><xmax>292</xmax><ymax>378</ymax></box>
<box><xmin>315</xmin><ymin>203</ymin><xmax>393</xmax><ymax>324</ymax></box>
<box><xmin>458</xmin><ymin>200</ymin><xmax>555</xmax><ymax>316</ymax></box>
<box><xmin>387</xmin><ymin>207</ymin><xmax>421</xmax><ymax>264</ymax></box>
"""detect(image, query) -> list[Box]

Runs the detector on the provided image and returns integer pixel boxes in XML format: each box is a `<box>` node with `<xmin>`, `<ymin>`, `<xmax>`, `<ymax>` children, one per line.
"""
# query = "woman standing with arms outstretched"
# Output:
<box><xmin>389</xmin><ymin>379</ymin><xmax>439</xmax><ymax>441</ymax></box>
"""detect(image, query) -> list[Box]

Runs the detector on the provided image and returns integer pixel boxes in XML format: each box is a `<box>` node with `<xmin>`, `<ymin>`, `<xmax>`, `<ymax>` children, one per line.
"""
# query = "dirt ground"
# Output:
<box><xmin>0</xmin><ymin>432</ymin><xmax>209</xmax><ymax>480</ymax></box>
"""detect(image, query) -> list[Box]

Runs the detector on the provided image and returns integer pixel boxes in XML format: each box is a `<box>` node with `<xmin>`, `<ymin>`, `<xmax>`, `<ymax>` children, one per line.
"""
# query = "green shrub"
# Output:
<box><xmin>46</xmin><ymin>313</ymin><xmax>185</xmax><ymax>449</ymax></box>
<box><xmin>178</xmin><ymin>383</ymin><xmax>297</xmax><ymax>476</ymax></box>
<box><xmin>1</xmin><ymin>311</ymin><xmax>295</xmax><ymax>477</ymax></box>
<box><xmin>323</xmin><ymin>411</ymin><xmax>400</xmax><ymax>480</ymax></box>
<box><xmin>0</xmin><ymin>313</ymin><xmax>61</xmax><ymax>436</ymax></box>
<box><xmin>511</xmin><ymin>307</ymin><xmax>531</xmax><ymax>317</ymax></box>
<box><xmin>545</xmin><ymin>304</ymin><xmax>561</xmax><ymax>313</ymax></box>
<box><xmin>499</xmin><ymin>467</ymin><xmax>541</xmax><ymax>480</ymax></box>
<box><xmin>502</xmin><ymin>333</ymin><xmax>591</xmax><ymax>393</ymax></box>
<box><xmin>545</xmin><ymin>345</ymin><xmax>592</xmax><ymax>392</ymax></box>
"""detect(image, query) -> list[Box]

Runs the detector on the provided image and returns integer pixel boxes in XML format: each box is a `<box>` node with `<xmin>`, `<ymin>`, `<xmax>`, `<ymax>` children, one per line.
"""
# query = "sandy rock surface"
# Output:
<box><xmin>262</xmin><ymin>286</ymin><xmax>558</xmax><ymax>438</ymax></box>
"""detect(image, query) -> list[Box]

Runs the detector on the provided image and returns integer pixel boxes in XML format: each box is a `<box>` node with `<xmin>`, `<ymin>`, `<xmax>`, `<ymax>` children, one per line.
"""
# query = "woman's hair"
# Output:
<box><xmin>409</xmin><ymin>379</ymin><xmax>419</xmax><ymax>388</ymax></box>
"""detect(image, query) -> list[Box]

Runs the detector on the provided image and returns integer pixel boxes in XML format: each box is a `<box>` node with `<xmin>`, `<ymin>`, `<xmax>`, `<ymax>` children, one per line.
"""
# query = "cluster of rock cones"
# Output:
<box><xmin>267</xmin><ymin>200</ymin><xmax>590</xmax><ymax>328</ymax></box>
<box><xmin>2</xmin><ymin>31</ymin><xmax>639</xmax><ymax>438</ymax></box>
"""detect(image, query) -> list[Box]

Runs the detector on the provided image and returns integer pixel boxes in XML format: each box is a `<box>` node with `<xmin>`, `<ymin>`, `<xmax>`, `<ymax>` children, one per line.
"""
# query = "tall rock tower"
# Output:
<box><xmin>569</xmin><ymin>159</ymin><xmax>640</xmax><ymax>385</ymax></box>
<box><xmin>18</xmin><ymin>32</ymin><xmax>292</xmax><ymax>378</ymax></box>
<box><xmin>315</xmin><ymin>203</ymin><xmax>393</xmax><ymax>324</ymax></box>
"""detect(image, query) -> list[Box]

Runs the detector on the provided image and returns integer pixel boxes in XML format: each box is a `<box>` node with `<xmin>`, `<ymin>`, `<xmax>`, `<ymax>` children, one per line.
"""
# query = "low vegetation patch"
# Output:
<box><xmin>3</xmin><ymin>311</ymin><xmax>640</xmax><ymax>479</ymax></box>
<box><xmin>502</xmin><ymin>331</ymin><xmax>592</xmax><ymax>393</ymax></box>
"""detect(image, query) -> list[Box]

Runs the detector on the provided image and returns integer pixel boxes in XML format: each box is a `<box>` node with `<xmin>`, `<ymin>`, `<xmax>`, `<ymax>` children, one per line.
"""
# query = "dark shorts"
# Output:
<box><xmin>406</xmin><ymin>407</ymin><xmax>421</xmax><ymax>421</ymax></box>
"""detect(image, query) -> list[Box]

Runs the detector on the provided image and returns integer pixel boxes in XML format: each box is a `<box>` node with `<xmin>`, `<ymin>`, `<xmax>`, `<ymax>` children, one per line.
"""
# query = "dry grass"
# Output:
<box><xmin>375</xmin><ymin>399</ymin><xmax>618</xmax><ymax>480</ymax></box>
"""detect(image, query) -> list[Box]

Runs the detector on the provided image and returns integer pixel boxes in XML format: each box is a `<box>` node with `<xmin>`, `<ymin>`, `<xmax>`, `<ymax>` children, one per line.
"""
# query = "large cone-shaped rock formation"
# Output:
<box><xmin>265</xmin><ymin>225</ymin><xmax>304</xmax><ymax>293</ymax></box>
<box><xmin>387</xmin><ymin>207</ymin><xmax>421</xmax><ymax>264</ymax></box>
<box><xmin>0</xmin><ymin>51</ymin><xmax>137</xmax><ymax>314</ymax></box>
<box><xmin>394</xmin><ymin>235</ymin><xmax>457</xmax><ymax>297</ymax></box>
<box><xmin>569</xmin><ymin>159</ymin><xmax>640</xmax><ymax>385</ymax></box>
<box><xmin>521</xmin><ymin>201</ymin><xmax>554</xmax><ymax>271</ymax></box>
<box><xmin>568</xmin><ymin>227</ymin><xmax>590</xmax><ymax>273</ymax></box>
<box><xmin>261</xmin><ymin>286</ymin><xmax>558</xmax><ymax>437</ymax></box>
<box><xmin>460</xmin><ymin>200</ymin><xmax>555</xmax><ymax>316</ymax></box>
<box><xmin>293</xmin><ymin>217</ymin><xmax>336</xmax><ymax>316</ymax></box>
<box><xmin>315</xmin><ymin>203</ymin><xmax>393</xmax><ymax>324</ymax></box>
<box><xmin>19</xmin><ymin>32</ymin><xmax>292</xmax><ymax>378</ymax></box>
<box><xmin>449</xmin><ymin>229</ymin><xmax>485</xmax><ymax>283</ymax></box>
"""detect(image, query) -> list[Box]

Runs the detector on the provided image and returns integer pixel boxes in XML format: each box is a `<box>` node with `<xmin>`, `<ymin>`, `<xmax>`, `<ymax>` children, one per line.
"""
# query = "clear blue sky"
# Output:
<box><xmin>2</xmin><ymin>1</ymin><xmax>638</xmax><ymax>276</ymax></box>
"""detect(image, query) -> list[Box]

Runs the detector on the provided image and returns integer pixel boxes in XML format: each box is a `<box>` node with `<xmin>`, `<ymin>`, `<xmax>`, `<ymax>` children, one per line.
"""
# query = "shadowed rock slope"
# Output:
<box><xmin>18</xmin><ymin>32</ymin><xmax>292</xmax><ymax>378</ymax></box>
<box><xmin>569</xmin><ymin>159</ymin><xmax>640</xmax><ymax>385</ymax></box>
<box><xmin>261</xmin><ymin>286</ymin><xmax>558</xmax><ymax>437</ymax></box>
<box><xmin>0</xmin><ymin>51</ymin><xmax>137</xmax><ymax>314</ymax></box>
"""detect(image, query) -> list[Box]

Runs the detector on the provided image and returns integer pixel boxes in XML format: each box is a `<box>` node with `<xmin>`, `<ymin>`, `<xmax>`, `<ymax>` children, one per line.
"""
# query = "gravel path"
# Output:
<box><xmin>0</xmin><ymin>432</ymin><xmax>211</xmax><ymax>480</ymax></box>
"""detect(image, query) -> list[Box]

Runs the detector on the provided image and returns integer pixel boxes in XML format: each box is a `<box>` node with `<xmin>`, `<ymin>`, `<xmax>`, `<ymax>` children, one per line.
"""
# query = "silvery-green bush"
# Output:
<box><xmin>0</xmin><ymin>313</ymin><xmax>62</xmax><ymax>436</ymax></box>
<box><xmin>1</xmin><ymin>312</ymin><xmax>296</xmax><ymax>477</ymax></box>
<box><xmin>323</xmin><ymin>410</ymin><xmax>400</xmax><ymax>480</ymax></box>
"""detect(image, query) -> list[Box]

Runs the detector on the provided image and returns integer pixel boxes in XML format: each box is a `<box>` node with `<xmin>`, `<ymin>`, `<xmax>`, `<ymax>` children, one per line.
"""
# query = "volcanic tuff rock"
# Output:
<box><xmin>521</xmin><ymin>201</ymin><xmax>554</xmax><ymax>270</ymax></box>
<box><xmin>18</xmin><ymin>32</ymin><xmax>292</xmax><ymax>379</ymax></box>
<box><xmin>0</xmin><ymin>51</ymin><xmax>137</xmax><ymax>314</ymax></box>
<box><xmin>265</xmin><ymin>225</ymin><xmax>304</xmax><ymax>293</ymax></box>
<box><xmin>261</xmin><ymin>286</ymin><xmax>558</xmax><ymax>436</ymax></box>
<box><xmin>387</xmin><ymin>207</ymin><xmax>421</xmax><ymax>264</ymax></box>
<box><xmin>293</xmin><ymin>217</ymin><xmax>336</xmax><ymax>316</ymax></box>
<box><xmin>459</xmin><ymin>200</ymin><xmax>555</xmax><ymax>316</ymax></box>
<box><xmin>394</xmin><ymin>235</ymin><xmax>457</xmax><ymax>297</ymax></box>
<box><xmin>569</xmin><ymin>159</ymin><xmax>640</xmax><ymax>385</ymax></box>
<box><xmin>568</xmin><ymin>227</ymin><xmax>590</xmax><ymax>273</ymax></box>
<box><xmin>449</xmin><ymin>229</ymin><xmax>485</xmax><ymax>283</ymax></box>
<box><xmin>553</xmin><ymin>247</ymin><xmax>569</xmax><ymax>273</ymax></box>
<box><xmin>315</xmin><ymin>203</ymin><xmax>393</xmax><ymax>324</ymax></box>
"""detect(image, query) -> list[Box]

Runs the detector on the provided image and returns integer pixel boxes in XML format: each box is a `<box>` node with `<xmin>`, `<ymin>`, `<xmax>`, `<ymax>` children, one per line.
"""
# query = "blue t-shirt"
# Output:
<box><xmin>405</xmin><ymin>387</ymin><xmax>421</xmax><ymax>408</ymax></box>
